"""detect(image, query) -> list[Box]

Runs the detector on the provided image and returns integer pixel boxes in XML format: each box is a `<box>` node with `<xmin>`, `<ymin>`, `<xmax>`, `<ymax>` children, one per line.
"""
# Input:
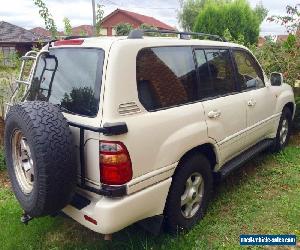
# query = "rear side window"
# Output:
<box><xmin>233</xmin><ymin>50</ymin><xmax>264</xmax><ymax>90</ymax></box>
<box><xmin>136</xmin><ymin>47</ymin><xmax>197</xmax><ymax>111</ymax></box>
<box><xmin>195</xmin><ymin>49</ymin><xmax>236</xmax><ymax>99</ymax></box>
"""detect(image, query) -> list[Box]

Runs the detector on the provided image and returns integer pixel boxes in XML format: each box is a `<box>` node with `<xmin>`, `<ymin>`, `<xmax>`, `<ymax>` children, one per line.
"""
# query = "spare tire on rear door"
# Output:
<box><xmin>4</xmin><ymin>101</ymin><xmax>77</xmax><ymax>217</ymax></box>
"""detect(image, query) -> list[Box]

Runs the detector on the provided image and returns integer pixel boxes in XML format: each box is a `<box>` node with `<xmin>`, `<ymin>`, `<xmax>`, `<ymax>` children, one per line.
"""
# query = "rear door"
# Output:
<box><xmin>194</xmin><ymin>48</ymin><xmax>248</xmax><ymax>165</ymax></box>
<box><xmin>27</xmin><ymin>48</ymin><xmax>105</xmax><ymax>186</ymax></box>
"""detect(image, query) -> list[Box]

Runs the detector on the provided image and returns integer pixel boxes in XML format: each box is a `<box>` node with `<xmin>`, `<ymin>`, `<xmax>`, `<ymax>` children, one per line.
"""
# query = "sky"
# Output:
<box><xmin>0</xmin><ymin>0</ymin><xmax>298</xmax><ymax>36</ymax></box>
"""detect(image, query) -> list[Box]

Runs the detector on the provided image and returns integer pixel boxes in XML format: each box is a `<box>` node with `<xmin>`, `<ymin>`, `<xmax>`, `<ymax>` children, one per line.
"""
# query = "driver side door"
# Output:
<box><xmin>232</xmin><ymin>49</ymin><xmax>277</xmax><ymax>146</ymax></box>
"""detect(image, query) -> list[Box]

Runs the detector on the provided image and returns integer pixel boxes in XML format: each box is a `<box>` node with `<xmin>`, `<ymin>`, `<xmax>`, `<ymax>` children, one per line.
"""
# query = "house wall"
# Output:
<box><xmin>102</xmin><ymin>12</ymin><xmax>142</xmax><ymax>36</ymax></box>
<box><xmin>0</xmin><ymin>43</ymin><xmax>33</xmax><ymax>66</ymax></box>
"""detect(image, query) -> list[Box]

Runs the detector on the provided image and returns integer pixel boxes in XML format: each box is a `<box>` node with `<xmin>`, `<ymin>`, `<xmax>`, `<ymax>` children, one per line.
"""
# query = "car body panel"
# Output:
<box><xmin>36</xmin><ymin>36</ymin><xmax>295</xmax><ymax>234</ymax></box>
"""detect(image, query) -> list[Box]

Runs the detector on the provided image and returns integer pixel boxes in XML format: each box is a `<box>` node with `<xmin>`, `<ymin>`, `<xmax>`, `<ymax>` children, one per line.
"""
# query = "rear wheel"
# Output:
<box><xmin>165</xmin><ymin>153</ymin><xmax>213</xmax><ymax>233</ymax></box>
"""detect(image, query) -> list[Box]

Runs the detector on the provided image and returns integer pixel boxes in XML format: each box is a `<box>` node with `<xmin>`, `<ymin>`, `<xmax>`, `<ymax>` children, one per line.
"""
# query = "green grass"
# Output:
<box><xmin>0</xmin><ymin>137</ymin><xmax>300</xmax><ymax>250</ymax></box>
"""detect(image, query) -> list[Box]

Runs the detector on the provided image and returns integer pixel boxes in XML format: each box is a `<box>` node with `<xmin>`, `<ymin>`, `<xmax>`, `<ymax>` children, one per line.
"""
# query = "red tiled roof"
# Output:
<box><xmin>30</xmin><ymin>25</ymin><xmax>93</xmax><ymax>37</ymax></box>
<box><xmin>0</xmin><ymin>22</ymin><xmax>49</xmax><ymax>43</ymax></box>
<box><xmin>72</xmin><ymin>25</ymin><xmax>93</xmax><ymax>36</ymax></box>
<box><xmin>30</xmin><ymin>27</ymin><xmax>51</xmax><ymax>37</ymax></box>
<box><xmin>102</xmin><ymin>8</ymin><xmax>175</xmax><ymax>31</ymax></box>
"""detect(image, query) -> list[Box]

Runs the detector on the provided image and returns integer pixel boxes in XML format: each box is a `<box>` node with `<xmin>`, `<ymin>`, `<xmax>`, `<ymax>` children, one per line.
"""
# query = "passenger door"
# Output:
<box><xmin>194</xmin><ymin>48</ymin><xmax>248</xmax><ymax>165</ymax></box>
<box><xmin>232</xmin><ymin>49</ymin><xmax>277</xmax><ymax>145</ymax></box>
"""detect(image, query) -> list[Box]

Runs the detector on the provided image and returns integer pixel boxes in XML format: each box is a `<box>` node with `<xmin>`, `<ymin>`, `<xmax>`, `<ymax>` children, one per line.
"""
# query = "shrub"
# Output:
<box><xmin>194</xmin><ymin>0</ymin><xmax>261</xmax><ymax>44</ymax></box>
<box><xmin>294</xmin><ymin>96</ymin><xmax>300</xmax><ymax>131</ymax></box>
<box><xmin>114</xmin><ymin>23</ymin><xmax>133</xmax><ymax>36</ymax></box>
<box><xmin>250</xmin><ymin>35</ymin><xmax>300</xmax><ymax>87</ymax></box>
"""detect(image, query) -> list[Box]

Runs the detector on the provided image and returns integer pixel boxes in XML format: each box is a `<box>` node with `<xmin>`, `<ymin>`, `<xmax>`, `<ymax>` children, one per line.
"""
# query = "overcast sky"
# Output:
<box><xmin>0</xmin><ymin>0</ymin><xmax>298</xmax><ymax>36</ymax></box>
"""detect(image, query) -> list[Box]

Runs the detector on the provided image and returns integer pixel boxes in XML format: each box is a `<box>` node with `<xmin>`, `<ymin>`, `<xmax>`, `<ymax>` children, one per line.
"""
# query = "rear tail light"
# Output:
<box><xmin>100</xmin><ymin>141</ymin><xmax>132</xmax><ymax>185</ymax></box>
<box><xmin>54</xmin><ymin>39</ymin><xmax>84</xmax><ymax>46</ymax></box>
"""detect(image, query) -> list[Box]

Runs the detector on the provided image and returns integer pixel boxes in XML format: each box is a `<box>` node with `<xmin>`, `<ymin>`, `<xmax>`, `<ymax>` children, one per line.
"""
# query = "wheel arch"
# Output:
<box><xmin>283</xmin><ymin>102</ymin><xmax>295</xmax><ymax>118</ymax></box>
<box><xmin>176</xmin><ymin>143</ymin><xmax>218</xmax><ymax>174</ymax></box>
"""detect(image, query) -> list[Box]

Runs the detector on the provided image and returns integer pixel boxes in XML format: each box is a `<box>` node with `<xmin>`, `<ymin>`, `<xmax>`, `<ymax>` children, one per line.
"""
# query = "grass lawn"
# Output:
<box><xmin>0</xmin><ymin>134</ymin><xmax>299</xmax><ymax>250</ymax></box>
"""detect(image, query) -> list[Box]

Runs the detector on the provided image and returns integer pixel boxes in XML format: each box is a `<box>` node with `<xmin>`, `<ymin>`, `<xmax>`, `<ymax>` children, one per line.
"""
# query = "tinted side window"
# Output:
<box><xmin>233</xmin><ymin>50</ymin><xmax>264</xmax><ymax>90</ymax></box>
<box><xmin>195</xmin><ymin>49</ymin><xmax>212</xmax><ymax>98</ymax></box>
<box><xmin>195</xmin><ymin>49</ymin><xmax>236</xmax><ymax>98</ymax></box>
<box><xmin>205</xmin><ymin>49</ymin><xmax>236</xmax><ymax>96</ymax></box>
<box><xmin>137</xmin><ymin>47</ymin><xmax>197</xmax><ymax>111</ymax></box>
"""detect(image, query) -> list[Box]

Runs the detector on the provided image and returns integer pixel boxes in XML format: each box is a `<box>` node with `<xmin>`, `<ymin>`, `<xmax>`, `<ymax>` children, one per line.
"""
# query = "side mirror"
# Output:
<box><xmin>270</xmin><ymin>72</ymin><xmax>283</xmax><ymax>86</ymax></box>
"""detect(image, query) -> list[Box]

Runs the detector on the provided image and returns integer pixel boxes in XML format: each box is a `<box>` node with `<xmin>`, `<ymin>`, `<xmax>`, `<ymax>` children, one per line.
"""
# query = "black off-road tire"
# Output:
<box><xmin>272</xmin><ymin>107</ymin><xmax>292</xmax><ymax>152</ymax></box>
<box><xmin>4</xmin><ymin>101</ymin><xmax>77</xmax><ymax>217</ymax></box>
<box><xmin>164</xmin><ymin>153</ymin><xmax>213</xmax><ymax>233</ymax></box>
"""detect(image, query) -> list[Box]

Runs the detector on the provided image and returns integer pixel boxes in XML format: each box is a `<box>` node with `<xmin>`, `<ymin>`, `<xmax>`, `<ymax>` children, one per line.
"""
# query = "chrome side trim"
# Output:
<box><xmin>218</xmin><ymin>113</ymin><xmax>281</xmax><ymax>146</ymax></box>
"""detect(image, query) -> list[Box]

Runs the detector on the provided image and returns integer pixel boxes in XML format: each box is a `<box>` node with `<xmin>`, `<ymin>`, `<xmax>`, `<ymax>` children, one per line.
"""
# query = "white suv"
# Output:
<box><xmin>4</xmin><ymin>30</ymin><xmax>295</xmax><ymax>236</ymax></box>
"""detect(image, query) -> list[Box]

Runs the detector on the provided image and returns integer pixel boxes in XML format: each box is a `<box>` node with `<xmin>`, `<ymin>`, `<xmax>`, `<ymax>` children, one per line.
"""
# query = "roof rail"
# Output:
<box><xmin>128</xmin><ymin>29</ymin><xmax>226</xmax><ymax>42</ymax></box>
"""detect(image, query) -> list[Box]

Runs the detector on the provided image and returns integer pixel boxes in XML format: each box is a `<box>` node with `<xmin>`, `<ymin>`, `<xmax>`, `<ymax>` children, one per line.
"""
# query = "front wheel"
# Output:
<box><xmin>273</xmin><ymin>108</ymin><xmax>292</xmax><ymax>152</ymax></box>
<box><xmin>164</xmin><ymin>154</ymin><xmax>213</xmax><ymax>233</ymax></box>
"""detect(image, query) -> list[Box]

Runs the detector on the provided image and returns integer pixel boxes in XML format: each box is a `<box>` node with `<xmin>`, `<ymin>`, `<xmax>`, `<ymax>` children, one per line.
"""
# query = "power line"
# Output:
<box><xmin>100</xmin><ymin>0</ymin><xmax>177</xmax><ymax>10</ymax></box>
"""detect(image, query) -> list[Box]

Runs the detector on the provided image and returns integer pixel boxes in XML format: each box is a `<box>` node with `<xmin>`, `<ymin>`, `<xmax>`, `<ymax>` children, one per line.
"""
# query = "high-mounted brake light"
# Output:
<box><xmin>100</xmin><ymin>141</ymin><xmax>132</xmax><ymax>185</ymax></box>
<box><xmin>54</xmin><ymin>39</ymin><xmax>84</xmax><ymax>46</ymax></box>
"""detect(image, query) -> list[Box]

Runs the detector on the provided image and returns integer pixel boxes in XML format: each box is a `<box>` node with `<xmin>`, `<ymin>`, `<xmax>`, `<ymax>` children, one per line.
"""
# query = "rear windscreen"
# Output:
<box><xmin>27</xmin><ymin>48</ymin><xmax>104</xmax><ymax>117</ymax></box>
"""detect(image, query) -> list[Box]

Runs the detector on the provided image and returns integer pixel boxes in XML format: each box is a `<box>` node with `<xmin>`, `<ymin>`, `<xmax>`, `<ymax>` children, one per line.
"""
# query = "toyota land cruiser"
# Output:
<box><xmin>4</xmin><ymin>30</ymin><xmax>295</xmax><ymax>236</ymax></box>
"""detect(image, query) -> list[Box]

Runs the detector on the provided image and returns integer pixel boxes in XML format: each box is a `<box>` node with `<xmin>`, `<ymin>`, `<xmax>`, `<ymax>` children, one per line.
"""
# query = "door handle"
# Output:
<box><xmin>248</xmin><ymin>98</ymin><xmax>257</xmax><ymax>107</ymax></box>
<box><xmin>208</xmin><ymin>110</ymin><xmax>221</xmax><ymax>119</ymax></box>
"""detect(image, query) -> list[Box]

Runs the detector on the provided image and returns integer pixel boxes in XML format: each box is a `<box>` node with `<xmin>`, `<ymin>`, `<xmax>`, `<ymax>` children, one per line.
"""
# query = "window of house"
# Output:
<box><xmin>195</xmin><ymin>49</ymin><xmax>236</xmax><ymax>99</ymax></box>
<box><xmin>136</xmin><ymin>47</ymin><xmax>197</xmax><ymax>111</ymax></box>
<box><xmin>233</xmin><ymin>50</ymin><xmax>265</xmax><ymax>90</ymax></box>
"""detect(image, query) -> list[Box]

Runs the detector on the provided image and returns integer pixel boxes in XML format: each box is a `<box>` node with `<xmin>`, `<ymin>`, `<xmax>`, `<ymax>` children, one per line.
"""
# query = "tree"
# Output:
<box><xmin>33</xmin><ymin>0</ymin><xmax>57</xmax><ymax>38</ymax></box>
<box><xmin>115</xmin><ymin>23</ymin><xmax>133</xmax><ymax>36</ymax></box>
<box><xmin>79</xmin><ymin>29</ymin><xmax>87</xmax><ymax>36</ymax></box>
<box><xmin>194</xmin><ymin>0</ymin><xmax>261</xmax><ymax>44</ymax></box>
<box><xmin>96</xmin><ymin>4</ymin><xmax>104</xmax><ymax>36</ymax></box>
<box><xmin>268</xmin><ymin>4</ymin><xmax>300</xmax><ymax>33</ymax></box>
<box><xmin>178</xmin><ymin>0</ymin><xmax>207</xmax><ymax>31</ymax></box>
<box><xmin>254</xmin><ymin>1</ymin><xmax>268</xmax><ymax>23</ymax></box>
<box><xmin>63</xmin><ymin>17</ymin><xmax>73</xmax><ymax>36</ymax></box>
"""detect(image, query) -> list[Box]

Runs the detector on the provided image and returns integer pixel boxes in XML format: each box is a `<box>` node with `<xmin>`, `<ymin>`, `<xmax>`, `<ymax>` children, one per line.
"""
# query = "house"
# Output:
<box><xmin>72</xmin><ymin>25</ymin><xmax>93</xmax><ymax>36</ymax></box>
<box><xmin>0</xmin><ymin>21</ymin><xmax>49</xmax><ymax>65</ymax></box>
<box><xmin>30</xmin><ymin>27</ymin><xmax>51</xmax><ymax>37</ymax></box>
<box><xmin>257</xmin><ymin>36</ymin><xmax>266</xmax><ymax>47</ymax></box>
<box><xmin>100</xmin><ymin>9</ymin><xmax>176</xmax><ymax>36</ymax></box>
<box><xmin>276</xmin><ymin>34</ymin><xmax>289</xmax><ymax>43</ymax></box>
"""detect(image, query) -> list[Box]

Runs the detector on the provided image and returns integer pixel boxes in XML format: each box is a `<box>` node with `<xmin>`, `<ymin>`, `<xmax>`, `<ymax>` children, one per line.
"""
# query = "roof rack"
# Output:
<box><xmin>128</xmin><ymin>29</ymin><xmax>226</xmax><ymax>42</ymax></box>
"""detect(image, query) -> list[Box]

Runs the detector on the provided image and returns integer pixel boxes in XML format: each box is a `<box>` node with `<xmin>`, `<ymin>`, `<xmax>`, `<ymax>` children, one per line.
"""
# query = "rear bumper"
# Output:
<box><xmin>62</xmin><ymin>178</ymin><xmax>172</xmax><ymax>234</ymax></box>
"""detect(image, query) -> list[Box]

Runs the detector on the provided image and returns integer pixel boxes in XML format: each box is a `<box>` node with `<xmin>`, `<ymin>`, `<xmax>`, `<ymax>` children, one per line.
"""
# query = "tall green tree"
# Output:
<box><xmin>178</xmin><ymin>0</ymin><xmax>207</xmax><ymax>31</ymax></box>
<box><xmin>33</xmin><ymin>0</ymin><xmax>57</xmax><ymax>38</ymax></box>
<box><xmin>96</xmin><ymin>4</ymin><xmax>104</xmax><ymax>36</ymax></box>
<box><xmin>63</xmin><ymin>17</ymin><xmax>73</xmax><ymax>36</ymax></box>
<box><xmin>194</xmin><ymin>0</ymin><xmax>261</xmax><ymax>44</ymax></box>
<box><xmin>254</xmin><ymin>1</ymin><xmax>268</xmax><ymax>23</ymax></box>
